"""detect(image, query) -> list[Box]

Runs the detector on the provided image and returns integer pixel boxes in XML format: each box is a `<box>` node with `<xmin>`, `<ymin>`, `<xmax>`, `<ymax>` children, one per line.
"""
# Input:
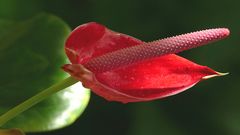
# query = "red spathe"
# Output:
<box><xmin>63</xmin><ymin>22</ymin><xmax>228</xmax><ymax>103</ymax></box>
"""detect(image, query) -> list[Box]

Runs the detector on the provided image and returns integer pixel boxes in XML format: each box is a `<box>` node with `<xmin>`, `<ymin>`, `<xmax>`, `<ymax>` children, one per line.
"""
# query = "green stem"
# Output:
<box><xmin>0</xmin><ymin>76</ymin><xmax>78</xmax><ymax>127</ymax></box>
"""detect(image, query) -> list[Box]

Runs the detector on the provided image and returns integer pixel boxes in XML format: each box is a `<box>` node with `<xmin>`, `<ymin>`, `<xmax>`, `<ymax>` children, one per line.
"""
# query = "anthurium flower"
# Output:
<box><xmin>63</xmin><ymin>22</ymin><xmax>229</xmax><ymax>103</ymax></box>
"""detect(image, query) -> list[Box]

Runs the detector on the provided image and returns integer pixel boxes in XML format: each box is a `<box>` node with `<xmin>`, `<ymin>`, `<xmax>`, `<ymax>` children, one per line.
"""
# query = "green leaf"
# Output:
<box><xmin>0</xmin><ymin>13</ymin><xmax>90</xmax><ymax>132</ymax></box>
<box><xmin>0</xmin><ymin>129</ymin><xmax>25</xmax><ymax>135</ymax></box>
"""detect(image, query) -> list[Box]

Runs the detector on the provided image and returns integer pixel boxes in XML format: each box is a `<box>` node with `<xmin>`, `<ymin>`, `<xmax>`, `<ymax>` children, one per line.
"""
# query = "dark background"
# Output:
<box><xmin>0</xmin><ymin>0</ymin><xmax>239</xmax><ymax>135</ymax></box>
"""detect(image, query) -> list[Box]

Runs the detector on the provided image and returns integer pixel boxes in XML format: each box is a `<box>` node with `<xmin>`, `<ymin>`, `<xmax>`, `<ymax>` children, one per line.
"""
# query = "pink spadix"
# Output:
<box><xmin>84</xmin><ymin>28</ymin><xmax>229</xmax><ymax>73</ymax></box>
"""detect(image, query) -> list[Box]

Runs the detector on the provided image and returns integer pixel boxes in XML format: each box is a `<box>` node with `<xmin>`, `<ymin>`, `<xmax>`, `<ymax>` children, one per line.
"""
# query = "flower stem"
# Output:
<box><xmin>0</xmin><ymin>76</ymin><xmax>78</xmax><ymax>127</ymax></box>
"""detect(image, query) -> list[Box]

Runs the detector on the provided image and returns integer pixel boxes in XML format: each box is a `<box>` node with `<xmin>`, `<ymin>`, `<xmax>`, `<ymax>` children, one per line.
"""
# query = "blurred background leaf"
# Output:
<box><xmin>0</xmin><ymin>13</ymin><xmax>90</xmax><ymax>132</ymax></box>
<box><xmin>0</xmin><ymin>0</ymin><xmax>239</xmax><ymax>135</ymax></box>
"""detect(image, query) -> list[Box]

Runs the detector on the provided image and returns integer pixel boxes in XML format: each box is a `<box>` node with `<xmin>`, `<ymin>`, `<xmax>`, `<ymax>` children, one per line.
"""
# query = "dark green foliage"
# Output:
<box><xmin>0</xmin><ymin>13</ymin><xmax>90</xmax><ymax>132</ymax></box>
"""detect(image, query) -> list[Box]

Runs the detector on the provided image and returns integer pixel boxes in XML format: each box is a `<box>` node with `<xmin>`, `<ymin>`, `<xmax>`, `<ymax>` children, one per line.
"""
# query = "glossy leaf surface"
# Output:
<box><xmin>0</xmin><ymin>14</ymin><xmax>90</xmax><ymax>132</ymax></box>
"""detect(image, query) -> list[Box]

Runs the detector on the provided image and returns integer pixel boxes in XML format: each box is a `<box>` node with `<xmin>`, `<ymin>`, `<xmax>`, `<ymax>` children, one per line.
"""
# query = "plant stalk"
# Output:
<box><xmin>0</xmin><ymin>76</ymin><xmax>78</xmax><ymax>127</ymax></box>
